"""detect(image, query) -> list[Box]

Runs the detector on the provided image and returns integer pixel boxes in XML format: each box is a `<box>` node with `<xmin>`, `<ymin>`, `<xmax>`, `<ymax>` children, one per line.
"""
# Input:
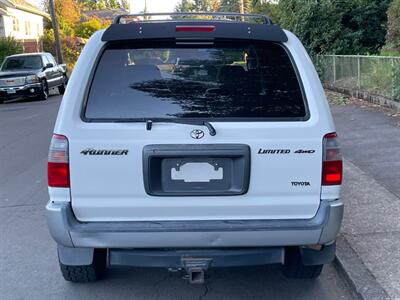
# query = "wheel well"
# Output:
<box><xmin>41</xmin><ymin>79</ymin><xmax>48</xmax><ymax>91</ymax></box>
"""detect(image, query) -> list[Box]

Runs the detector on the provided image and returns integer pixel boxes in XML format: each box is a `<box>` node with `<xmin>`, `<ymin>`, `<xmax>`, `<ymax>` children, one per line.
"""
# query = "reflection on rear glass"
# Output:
<box><xmin>85</xmin><ymin>41</ymin><xmax>306</xmax><ymax>120</ymax></box>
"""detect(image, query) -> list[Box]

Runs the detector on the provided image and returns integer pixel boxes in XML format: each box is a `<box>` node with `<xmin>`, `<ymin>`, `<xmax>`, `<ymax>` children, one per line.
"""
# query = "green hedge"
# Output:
<box><xmin>0</xmin><ymin>37</ymin><xmax>23</xmax><ymax>65</ymax></box>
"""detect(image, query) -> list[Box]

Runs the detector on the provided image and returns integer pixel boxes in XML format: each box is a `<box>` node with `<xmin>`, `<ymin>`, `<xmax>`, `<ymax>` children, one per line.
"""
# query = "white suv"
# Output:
<box><xmin>46</xmin><ymin>13</ymin><xmax>343</xmax><ymax>284</ymax></box>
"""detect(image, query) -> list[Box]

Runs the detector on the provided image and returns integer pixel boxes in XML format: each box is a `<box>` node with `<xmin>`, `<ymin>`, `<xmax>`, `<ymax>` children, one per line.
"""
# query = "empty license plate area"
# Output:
<box><xmin>163</xmin><ymin>158</ymin><xmax>230</xmax><ymax>192</ymax></box>
<box><xmin>170</xmin><ymin>160</ymin><xmax>225</xmax><ymax>183</ymax></box>
<box><xmin>143</xmin><ymin>144</ymin><xmax>250</xmax><ymax>196</ymax></box>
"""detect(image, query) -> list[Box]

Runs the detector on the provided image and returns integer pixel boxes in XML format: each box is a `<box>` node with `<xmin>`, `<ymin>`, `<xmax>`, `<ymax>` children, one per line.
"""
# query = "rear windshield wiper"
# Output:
<box><xmin>146</xmin><ymin>119</ymin><xmax>216</xmax><ymax>136</ymax></box>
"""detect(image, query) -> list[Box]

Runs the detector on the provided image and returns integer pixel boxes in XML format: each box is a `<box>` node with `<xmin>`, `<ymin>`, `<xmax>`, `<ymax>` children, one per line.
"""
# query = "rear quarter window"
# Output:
<box><xmin>84</xmin><ymin>40</ymin><xmax>307</xmax><ymax>121</ymax></box>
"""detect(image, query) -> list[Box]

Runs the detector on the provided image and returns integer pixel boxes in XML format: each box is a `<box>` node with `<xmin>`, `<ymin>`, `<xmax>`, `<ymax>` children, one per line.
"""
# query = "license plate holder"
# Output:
<box><xmin>162</xmin><ymin>158</ymin><xmax>231</xmax><ymax>193</ymax></box>
<box><xmin>170</xmin><ymin>160</ymin><xmax>224</xmax><ymax>183</ymax></box>
<box><xmin>143</xmin><ymin>144</ymin><xmax>250</xmax><ymax>196</ymax></box>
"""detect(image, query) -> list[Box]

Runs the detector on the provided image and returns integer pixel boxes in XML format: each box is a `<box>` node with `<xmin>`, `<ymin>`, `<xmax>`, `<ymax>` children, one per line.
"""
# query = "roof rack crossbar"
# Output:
<box><xmin>113</xmin><ymin>12</ymin><xmax>272</xmax><ymax>25</ymax></box>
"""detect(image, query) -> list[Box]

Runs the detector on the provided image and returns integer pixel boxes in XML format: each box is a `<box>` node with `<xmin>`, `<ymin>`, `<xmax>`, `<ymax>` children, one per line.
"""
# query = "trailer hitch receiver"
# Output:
<box><xmin>182</xmin><ymin>257</ymin><xmax>212</xmax><ymax>284</ymax></box>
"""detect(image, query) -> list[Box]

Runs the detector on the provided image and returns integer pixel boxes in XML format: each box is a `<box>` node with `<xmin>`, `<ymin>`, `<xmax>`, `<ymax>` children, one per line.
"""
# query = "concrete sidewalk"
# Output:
<box><xmin>330</xmin><ymin>94</ymin><xmax>400</xmax><ymax>299</ymax></box>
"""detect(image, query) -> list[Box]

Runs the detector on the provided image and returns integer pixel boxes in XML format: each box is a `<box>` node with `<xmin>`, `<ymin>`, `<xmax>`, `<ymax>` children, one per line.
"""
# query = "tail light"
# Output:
<box><xmin>322</xmin><ymin>132</ymin><xmax>342</xmax><ymax>185</ymax></box>
<box><xmin>48</xmin><ymin>134</ymin><xmax>70</xmax><ymax>188</ymax></box>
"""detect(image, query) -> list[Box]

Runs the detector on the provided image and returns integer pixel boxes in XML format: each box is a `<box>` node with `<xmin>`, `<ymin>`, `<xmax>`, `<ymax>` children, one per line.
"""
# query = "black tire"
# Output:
<box><xmin>0</xmin><ymin>98</ymin><xmax>4</xmax><ymax>104</ymax></box>
<box><xmin>282</xmin><ymin>247</ymin><xmax>323</xmax><ymax>279</ymax></box>
<box><xmin>58</xmin><ymin>75</ymin><xmax>67</xmax><ymax>95</ymax></box>
<box><xmin>37</xmin><ymin>80</ymin><xmax>48</xmax><ymax>100</ymax></box>
<box><xmin>59</xmin><ymin>249</ymin><xmax>107</xmax><ymax>283</ymax></box>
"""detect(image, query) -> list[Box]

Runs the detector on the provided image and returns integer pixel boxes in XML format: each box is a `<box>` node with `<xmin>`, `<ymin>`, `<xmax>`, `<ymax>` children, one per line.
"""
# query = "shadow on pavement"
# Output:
<box><xmin>53</xmin><ymin>264</ymin><xmax>351</xmax><ymax>300</ymax></box>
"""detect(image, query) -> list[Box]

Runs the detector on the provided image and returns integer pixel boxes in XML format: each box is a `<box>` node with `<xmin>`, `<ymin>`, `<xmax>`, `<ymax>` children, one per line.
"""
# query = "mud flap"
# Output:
<box><xmin>58</xmin><ymin>245</ymin><xmax>95</xmax><ymax>266</ymax></box>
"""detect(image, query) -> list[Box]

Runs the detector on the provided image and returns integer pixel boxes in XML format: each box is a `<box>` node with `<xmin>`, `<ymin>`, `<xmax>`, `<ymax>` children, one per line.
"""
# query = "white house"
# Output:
<box><xmin>0</xmin><ymin>0</ymin><xmax>49</xmax><ymax>52</ymax></box>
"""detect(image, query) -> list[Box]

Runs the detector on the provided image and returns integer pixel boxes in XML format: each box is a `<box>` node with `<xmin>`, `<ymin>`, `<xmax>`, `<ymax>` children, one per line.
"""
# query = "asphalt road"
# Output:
<box><xmin>332</xmin><ymin>104</ymin><xmax>400</xmax><ymax>197</ymax></box>
<box><xmin>0</xmin><ymin>95</ymin><xmax>354</xmax><ymax>300</ymax></box>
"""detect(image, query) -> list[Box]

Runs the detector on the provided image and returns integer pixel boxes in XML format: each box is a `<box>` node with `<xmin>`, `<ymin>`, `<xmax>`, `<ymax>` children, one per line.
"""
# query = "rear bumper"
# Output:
<box><xmin>46</xmin><ymin>199</ymin><xmax>343</xmax><ymax>248</ymax></box>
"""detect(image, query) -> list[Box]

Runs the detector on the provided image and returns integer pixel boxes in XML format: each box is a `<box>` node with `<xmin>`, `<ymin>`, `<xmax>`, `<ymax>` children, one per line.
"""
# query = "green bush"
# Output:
<box><xmin>278</xmin><ymin>0</ymin><xmax>390</xmax><ymax>56</ymax></box>
<box><xmin>0</xmin><ymin>37</ymin><xmax>23</xmax><ymax>65</ymax></box>
<box><xmin>61</xmin><ymin>35</ymin><xmax>83</xmax><ymax>70</ymax></box>
<box><xmin>75</xmin><ymin>18</ymin><xmax>103</xmax><ymax>39</ymax></box>
<box><xmin>380</xmin><ymin>48</ymin><xmax>400</xmax><ymax>56</ymax></box>
<box><xmin>42</xmin><ymin>28</ymin><xmax>56</xmax><ymax>57</ymax></box>
<box><xmin>278</xmin><ymin>0</ymin><xmax>345</xmax><ymax>56</ymax></box>
<box><xmin>385</xmin><ymin>0</ymin><xmax>400</xmax><ymax>49</ymax></box>
<box><xmin>360</xmin><ymin>59</ymin><xmax>398</xmax><ymax>100</ymax></box>
<box><xmin>393</xmin><ymin>63</ymin><xmax>400</xmax><ymax>100</ymax></box>
<box><xmin>42</xmin><ymin>28</ymin><xmax>82</xmax><ymax>70</ymax></box>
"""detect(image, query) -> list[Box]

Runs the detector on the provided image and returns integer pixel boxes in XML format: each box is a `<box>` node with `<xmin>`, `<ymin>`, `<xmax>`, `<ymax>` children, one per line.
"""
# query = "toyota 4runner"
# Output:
<box><xmin>46</xmin><ymin>13</ymin><xmax>343</xmax><ymax>284</ymax></box>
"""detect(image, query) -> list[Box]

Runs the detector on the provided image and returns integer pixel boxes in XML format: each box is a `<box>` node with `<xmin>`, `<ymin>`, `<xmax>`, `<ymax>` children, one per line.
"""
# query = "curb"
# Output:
<box><xmin>334</xmin><ymin>235</ymin><xmax>390</xmax><ymax>300</ymax></box>
<box><xmin>324</xmin><ymin>84</ymin><xmax>400</xmax><ymax>112</ymax></box>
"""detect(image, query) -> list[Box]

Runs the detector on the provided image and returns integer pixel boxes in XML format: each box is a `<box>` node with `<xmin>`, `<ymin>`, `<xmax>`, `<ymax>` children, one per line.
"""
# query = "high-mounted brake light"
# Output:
<box><xmin>48</xmin><ymin>134</ymin><xmax>70</xmax><ymax>188</ymax></box>
<box><xmin>175</xmin><ymin>25</ymin><xmax>215</xmax><ymax>32</ymax></box>
<box><xmin>322</xmin><ymin>132</ymin><xmax>342</xmax><ymax>185</ymax></box>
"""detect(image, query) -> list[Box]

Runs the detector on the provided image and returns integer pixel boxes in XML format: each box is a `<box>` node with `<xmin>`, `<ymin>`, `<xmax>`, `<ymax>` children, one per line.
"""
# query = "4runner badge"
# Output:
<box><xmin>80</xmin><ymin>148</ymin><xmax>128</xmax><ymax>155</ymax></box>
<box><xmin>190</xmin><ymin>129</ymin><xmax>205</xmax><ymax>139</ymax></box>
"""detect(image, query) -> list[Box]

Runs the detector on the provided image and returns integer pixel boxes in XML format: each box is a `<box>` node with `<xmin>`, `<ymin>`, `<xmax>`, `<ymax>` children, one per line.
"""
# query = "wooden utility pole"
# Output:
<box><xmin>144</xmin><ymin>0</ymin><xmax>148</xmax><ymax>20</ymax></box>
<box><xmin>239</xmin><ymin>0</ymin><xmax>245</xmax><ymax>22</ymax></box>
<box><xmin>239</xmin><ymin>0</ymin><xmax>245</xmax><ymax>14</ymax></box>
<box><xmin>48</xmin><ymin>0</ymin><xmax>64</xmax><ymax>64</ymax></box>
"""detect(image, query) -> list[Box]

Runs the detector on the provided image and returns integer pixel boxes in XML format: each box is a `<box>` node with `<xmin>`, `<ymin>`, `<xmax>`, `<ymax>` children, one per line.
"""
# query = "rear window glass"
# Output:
<box><xmin>85</xmin><ymin>41</ymin><xmax>306</xmax><ymax>120</ymax></box>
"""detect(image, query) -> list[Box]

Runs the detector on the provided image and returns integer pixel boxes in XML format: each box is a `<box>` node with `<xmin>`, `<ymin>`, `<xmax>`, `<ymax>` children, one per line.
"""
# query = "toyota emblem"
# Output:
<box><xmin>190</xmin><ymin>129</ymin><xmax>205</xmax><ymax>139</ymax></box>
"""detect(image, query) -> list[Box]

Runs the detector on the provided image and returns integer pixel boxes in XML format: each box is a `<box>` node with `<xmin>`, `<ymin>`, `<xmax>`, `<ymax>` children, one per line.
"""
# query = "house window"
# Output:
<box><xmin>25</xmin><ymin>21</ymin><xmax>31</xmax><ymax>35</ymax></box>
<box><xmin>13</xmin><ymin>18</ymin><xmax>19</xmax><ymax>32</ymax></box>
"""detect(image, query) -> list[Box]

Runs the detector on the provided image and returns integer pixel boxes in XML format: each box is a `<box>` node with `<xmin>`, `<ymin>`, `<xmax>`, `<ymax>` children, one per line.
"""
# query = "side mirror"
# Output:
<box><xmin>44</xmin><ymin>63</ymin><xmax>53</xmax><ymax>70</ymax></box>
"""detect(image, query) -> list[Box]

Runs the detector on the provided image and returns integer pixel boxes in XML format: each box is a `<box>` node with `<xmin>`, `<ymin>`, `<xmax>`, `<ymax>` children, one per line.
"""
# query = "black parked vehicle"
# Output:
<box><xmin>0</xmin><ymin>53</ymin><xmax>68</xmax><ymax>104</ymax></box>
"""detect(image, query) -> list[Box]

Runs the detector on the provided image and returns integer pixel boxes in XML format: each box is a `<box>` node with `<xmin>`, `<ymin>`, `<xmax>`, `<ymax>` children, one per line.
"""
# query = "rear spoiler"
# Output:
<box><xmin>101</xmin><ymin>12</ymin><xmax>288</xmax><ymax>43</ymax></box>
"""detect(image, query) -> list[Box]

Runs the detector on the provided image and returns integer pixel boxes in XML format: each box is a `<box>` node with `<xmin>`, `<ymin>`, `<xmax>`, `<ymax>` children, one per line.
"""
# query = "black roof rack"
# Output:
<box><xmin>113</xmin><ymin>12</ymin><xmax>272</xmax><ymax>25</ymax></box>
<box><xmin>102</xmin><ymin>12</ymin><xmax>287</xmax><ymax>43</ymax></box>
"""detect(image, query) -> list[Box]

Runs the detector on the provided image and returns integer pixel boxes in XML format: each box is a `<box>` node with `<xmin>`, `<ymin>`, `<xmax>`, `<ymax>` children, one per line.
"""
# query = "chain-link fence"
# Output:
<box><xmin>316</xmin><ymin>55</ymin><xmax>400</xmax><ymax>102</ymax></box>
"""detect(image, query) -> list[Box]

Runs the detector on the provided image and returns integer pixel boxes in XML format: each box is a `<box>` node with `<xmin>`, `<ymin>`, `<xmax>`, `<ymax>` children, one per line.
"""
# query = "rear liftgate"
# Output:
<box><xmin>101</xmin><ymin>13</ymin><xmax>292</xmax><ymax>283</ymax></box>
